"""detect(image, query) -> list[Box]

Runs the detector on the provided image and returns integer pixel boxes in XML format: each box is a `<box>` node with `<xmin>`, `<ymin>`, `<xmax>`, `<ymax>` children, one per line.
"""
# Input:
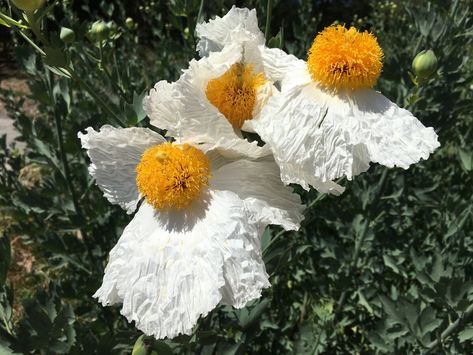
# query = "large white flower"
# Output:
<box><xmin>252</xmin><ymin>25</ymin><xmax>440</xmax><ymax>189</ymax></box>
<box><xmin>144</xmin><ymin>7</ymin><xmax>344</xmax><ymax>195</ymax></box>
<box><xmin>78</xmin><ymin>125</ymin><xmax>304</xmax><ymax>339</ymax></box>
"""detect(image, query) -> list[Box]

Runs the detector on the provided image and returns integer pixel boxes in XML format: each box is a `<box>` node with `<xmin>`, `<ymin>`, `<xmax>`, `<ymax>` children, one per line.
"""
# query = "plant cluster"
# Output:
<box><xmin>0</xmin><ymin>0</ymin><xmax>472</xmax><ymax>354</ymax></box>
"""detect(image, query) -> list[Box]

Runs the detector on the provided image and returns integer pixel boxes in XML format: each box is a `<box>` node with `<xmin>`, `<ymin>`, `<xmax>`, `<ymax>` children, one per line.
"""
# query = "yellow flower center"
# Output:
<box><xmin>307</xmin><ymin>25</ymin><xmax>383</xmax><ymax>90</ymax></box>
<box><xmin>136</xmin><ymin>143</ymin><xmax>211</xmax><ymax>210</ymax></box>
<box><xmin>206</xmin><ymin>63</ymin><xmax>266</xmax><ymax>129</ymax></box>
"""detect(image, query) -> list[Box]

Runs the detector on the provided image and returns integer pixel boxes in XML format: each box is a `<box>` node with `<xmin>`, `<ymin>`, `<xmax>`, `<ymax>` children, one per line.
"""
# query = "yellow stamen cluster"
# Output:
<box><xmin>136</xmin><ymin>143</ymin><xmax>211</xmax><ymax>210</ymax></box>
<box><xmin>206</xmin><ymin>63</ymin><xmax>266</xmax><ymax>129</ymax></box>
<box><xmin>307</xmin><ymin>25</ymin><xmax>383</xmax><ymax>90</ymax></box>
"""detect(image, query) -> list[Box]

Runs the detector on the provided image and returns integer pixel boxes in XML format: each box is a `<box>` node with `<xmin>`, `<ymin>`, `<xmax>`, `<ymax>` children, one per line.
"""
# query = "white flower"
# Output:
<box><xmin>195</xmin><ymin>6</ymin><xmax>265</xmax><ymax>57</ymax></box>
<box><xmin>78</xmin><ymin>125</ymin><xmax>304</xmax><ymax>339</ymax></box>
<box><xmin>144</xmin><ymin>7</ymin><xmax>344</xmax><ymax>195</ymax></box>
<box><xmin>251</xmin><ymin>25</ymin><xmax>440</xmax><ymax>190</ymax></box>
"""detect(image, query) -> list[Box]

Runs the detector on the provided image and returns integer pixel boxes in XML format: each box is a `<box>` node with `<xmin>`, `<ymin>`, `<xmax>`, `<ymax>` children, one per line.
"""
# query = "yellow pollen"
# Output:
<box><xmin>136</xmin><ymin>143</ymin><xmax>211</xmax><ymax>210</ymax></box>
<box><xmin>307</xmin><ymin>25</ymin><xmax>383</xmax><ymax>90</ymax></box>
<box><xmin>206</xmin><ymin>63</ymin><xmax>266</xmax><ymax>129</ymax></box>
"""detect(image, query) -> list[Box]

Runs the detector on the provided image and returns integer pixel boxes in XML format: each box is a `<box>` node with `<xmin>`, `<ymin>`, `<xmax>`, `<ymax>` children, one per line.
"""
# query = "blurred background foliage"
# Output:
<box><xmin>0</xmin><ymin>0</ymin><xmax>472</xmax><ymax>354</ymax></box>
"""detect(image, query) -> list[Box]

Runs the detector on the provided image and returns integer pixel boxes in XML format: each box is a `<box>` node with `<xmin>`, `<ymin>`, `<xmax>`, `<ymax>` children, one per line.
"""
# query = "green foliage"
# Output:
<box><xmin>0</xmin><ymin>0</ymin><xmax>472</xmax><ymax>354</ymax></box>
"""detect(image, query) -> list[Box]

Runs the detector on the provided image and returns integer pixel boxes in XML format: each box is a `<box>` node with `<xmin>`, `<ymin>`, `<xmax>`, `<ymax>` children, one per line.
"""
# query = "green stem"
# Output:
<box><xmin>0</xmin><ymin>12</ymin><xmax>45</xmax><ymax>55</ymax></box>
<box><xmin>1</xmin><ymin>11</ymin><xmax>126</xmax><ymax>128</ymax></box>
<box><xmin>423</xmin><ymin>304</ymin><xmax>473</xmax><ymax>355</ymax></box>
<box><xmin>25</xmin><ymin>10</ymin><xmax>47</xmax><ymax>44</ymax></box>
<box><xmin>51</xmin><ymin>89</ymin><xmax>95</xmax><ymax>260</ymax></box>
<box><xmin>68</xmin><ymin>67</ymin><xmax>126</xmax><ymax>127</ymax></box>
<box><xmin>264</xmin><ymin>0</ymin><xmax>273</xmax><ymax>41</ymax></box>
<box><xmin>195</xmin><ymin>0</ymin><xmax>205</xmax><ymax>31</ymax></box>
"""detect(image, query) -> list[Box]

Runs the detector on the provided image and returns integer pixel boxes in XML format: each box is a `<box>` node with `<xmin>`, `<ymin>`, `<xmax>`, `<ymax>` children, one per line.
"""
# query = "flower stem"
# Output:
<box><xmin>0</xmin><ymin>10</ymin><xmax>127</xmax><ymax>128</ymax></box>
<box><xmin>423</xmin><ymin>303</ymin><xmax>473</xmax><ymax>354</ymax></box>
<box><xmin>68</xmin><ymin>67</ymin><xmax>127</xmax><ymax>127</ymax></box>
<box><xmin>265</xmin><ymin>0</ymin><xmax>273</xmax><ymax>41</ymax></box>
<box><xmin>24</xmin><ymin>10</ymin><xmax>47</xmax><ymax>44</ymax></box>
<box><xmin>51</xmin><ymin>88</ymin><xmax>95</xmax><ymax>261</ymax></box>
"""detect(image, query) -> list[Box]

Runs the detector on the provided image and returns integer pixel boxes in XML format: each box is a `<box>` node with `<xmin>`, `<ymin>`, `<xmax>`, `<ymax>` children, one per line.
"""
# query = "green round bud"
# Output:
<box><xmin>125</xmin><ymin>17</ymin><xmax>134</xmax><ymax>30</ymax></box>
<box><xmin>88</xmin><ymin>20</ymin><xmax>110</xmax><ymax>42</ymax></box>
<box><xmin>11</xmin><ymin>0</ymin><xmax>45</xmax><ymax>11</ymax></box>
<box><xmin>412</xmin><ymin>49</ymin><xmax>438</xmax><ymax>79</ymax></box>
<box><xmin>60</xmin><ymin>27</ymin><xmax>75</xmax><ymax>44</ymax></box>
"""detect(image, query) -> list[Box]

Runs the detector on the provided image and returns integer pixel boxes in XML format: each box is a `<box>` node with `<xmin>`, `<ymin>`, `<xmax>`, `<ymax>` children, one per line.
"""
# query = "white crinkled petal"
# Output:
<box><xmin>196</xmin><ymin>6</ymin><xmax>265</xmax><ymax>57</ymax></box>
<box><xmin>258</xmin><ymin>46</ymin><xmax>310</xmax><ymax>86</ymax></box>
<box><xmin>145</xmin><ymin>45</ymin><xmax>242</xmax><ymax>143</ymax></box>
<box><xmin>349</xmin><ymin>89</ymin><xmax>440</xmax><ymax>169</ymax></box>
<box><xmin>94</xmin><ymin>190</ymin><xmax>270</xmax><ymax>339</ymax></box>
<box><xmin>211</xmin><ymin>159</ymin><xmax>305</xmax><ymax>231</ymax></box>
<box><xmin>254</xmin><ymin>80</ymin><xmax>440</xmax><ymax>189</ymax></box>
<box><xmin>253</xmin><ymin>89</ymin><xmax>366</xmax><ymax>189</ymax></box>
<box><xmin>78</xmin><ymin>125</ymin><xmax>166</xmax><ymax>214</ymax></box>
<box><xmin>142</xmin><ymin>80</ymin><xmax>181</xmax><ymax>138</ymax></box>
<box><xmin>144</xmin><ymin>45</ymin><xmax>271</xmax><ymax>160</ymax></box>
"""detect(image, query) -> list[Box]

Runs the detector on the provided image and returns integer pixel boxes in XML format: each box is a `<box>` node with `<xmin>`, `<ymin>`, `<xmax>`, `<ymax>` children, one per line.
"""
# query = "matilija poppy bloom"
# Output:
<box><xmin>251</xmin><ymin>25</ymin><xmax>440</xmax><ymax>189</ymax></box>
<box><xmin>78</xmin><ymin>125</ymin><xmax>304</xmax><ymax>339</ymax></box>
<box><xmin>144</xmin><ymin>7</ymin><xmax>344</xmax><ymax>195</ymax></box>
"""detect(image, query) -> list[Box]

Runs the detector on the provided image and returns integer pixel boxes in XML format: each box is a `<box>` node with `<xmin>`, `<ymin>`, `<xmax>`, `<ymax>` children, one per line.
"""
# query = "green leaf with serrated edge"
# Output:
<box><xmin>379</xmin><ymin>295</ymin><xmax>406</xmax><ymax>325</ymax></box>
<box><xmin>383</xmin><ymin>255</ymin><xmax>400</xmax><ymax>274</ymax></box>
<box><xmin>418</xmin><ymin>306</ymin><xmax>442</xmax><ymax>336</ymax></box>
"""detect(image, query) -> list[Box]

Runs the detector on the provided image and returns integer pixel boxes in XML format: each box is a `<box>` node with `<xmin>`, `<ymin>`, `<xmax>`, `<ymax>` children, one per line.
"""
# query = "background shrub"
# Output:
<box><xmin>0</xmin><ymin>0</ymin><xmax>472</xmax><ymax>353</ymax></box>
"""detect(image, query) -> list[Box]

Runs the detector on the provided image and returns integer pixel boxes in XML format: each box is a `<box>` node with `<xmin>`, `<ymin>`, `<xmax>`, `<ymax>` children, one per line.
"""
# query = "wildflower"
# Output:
<box><xmin>252</xmin><ymin>25</ymin><xmax>440</xmax><ymax>189</ymax></box>
<box><xmin>78</xmin><ymin>125</ymin><xmax>303</xmax><ymax>339</ymax></box>
<box><xmin>144</xmin><ymin>7</ymin><xmax>343</xmax><ymax>195</ymax></box>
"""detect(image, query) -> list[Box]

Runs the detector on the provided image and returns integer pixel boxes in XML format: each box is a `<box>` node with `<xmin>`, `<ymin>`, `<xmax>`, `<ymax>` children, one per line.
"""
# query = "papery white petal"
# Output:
<box><xmin>144</xmin><ymin>45</ymin><xmax>271</xmax><ymax>160</ymax></box>
<box><xmin>258</xmin><ymin>46</ymin><xmax>310</xmax><ymax>86</ymax></box>
<box><xmin>254</xmin><ymin>89</ymin><xmax>365</xmax><ymax>189</ymax></box>
<box><xmin>201</xmin><ymin>139</ymin><xmax>272</xmax><ymax>160</ymax></box>
<box><xmin>347</xmin><ymin>89</ymin><xmax>440</xmax><ymax>169</ymax></box>
<box><xmin>145</xmin><ymin>46</ymin><xmax>241</xmax><ymax>143</ymax></box>
<box><xmin>300</xmin><ymin>84</ymin><xmax>441</xmax><ymax>170</ymax></box>
<box><xmin>254</xmin><ymin>79</ymin><xmax>440</xmax><ymax>188</ymax></box>
<box><xmin>211</xmin><ymin>159</ymin><xmax>305</xmax><ymax>231</ymax></box>
<box><xmin>94</xmin><ymin>190</ymin><xmax>270</xmax><ymax>339</ymax></box>
<box><xmin>253</xmin><ymin>82</ymin><xmax>277</xmax><ymax>119</ymax></box>
<box><xmin>142</xmin><ymin>80</ymin><xmax>181</xmax><ymax>138</ymax></box>
<box><xmin>78</xmin><ymin>125</ymin><xmax>166</xmax><ymax>213</ymax></box>
<box><xmin>196</xmin><ymin>6</ymin><xmax>264</xmax><ymax>57</ymax></box>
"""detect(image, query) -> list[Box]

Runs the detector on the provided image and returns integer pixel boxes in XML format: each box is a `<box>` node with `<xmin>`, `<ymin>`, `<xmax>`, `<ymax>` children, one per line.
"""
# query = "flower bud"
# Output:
<box><xmin>11</xmin><ymin>0</ymin><xmax>45</xmax><ymax>11</ymax></box>
<box><xmin>132</xmin><ymin>335</ymin><xmax>158</xmax><ymax>355</ymax></box>
<box><xmin>60</xmin><ymin>27</ymin><xmax>75</xmax><ymax>44</ymax></box>
<box><xmin>125</xmin><ymin>17</ymin><xmax>134</xmax><ymax>30</ymax></box>
<box><xmin>412</xmin><ymin>49</ymin><xmax>438</xmax><ymax>79</ymax></box>
<box><xmin>88</xmin><ymin>20</ymin><xmax>110</xmax><ymax>42</ymax></box>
